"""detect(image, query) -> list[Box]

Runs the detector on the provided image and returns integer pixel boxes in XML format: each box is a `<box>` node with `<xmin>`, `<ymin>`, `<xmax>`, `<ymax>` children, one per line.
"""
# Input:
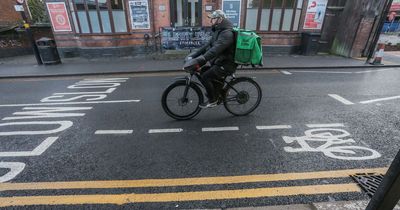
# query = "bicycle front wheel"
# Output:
<box><xmin>223</xmin><ymin>77</ymin><xmax>262</xmax><ymax>116</ymax></box>
<box><xmin>161</xmin><ymin>81</ymin><xmax>203</xmax><ymax>120</ymax></box>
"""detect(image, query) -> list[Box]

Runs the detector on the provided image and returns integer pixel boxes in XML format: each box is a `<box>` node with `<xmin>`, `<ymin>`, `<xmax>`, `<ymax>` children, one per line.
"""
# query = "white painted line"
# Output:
<box><xmin>0</xmin><ymin>137</ymin><xmax>58</xmax><ymax>157</ymax></box>
<box><xmin>148</xmin><ymin>128</ymin><xmax>183</xmax><ymax>134</ymax></box>
<box><xmin>360</xmin><ymin>95</ymin><xmax>400</xmax><ymax>104</ymax></box>
<box><xmin>355</xmin><ymin>68</ymin><xmax>396</xmax><ymax>74</ymax></box>
<box><xmin>256</xmin><ymin>125</ymin><xmax>292</xmax><ymax>130</ymax></box>
<box><xmin>280</xmin><ymin>70</ymin><xmax>292</xmax><ymax>75</ymax></box>
<box><xmin>291</xmin><ymin>70</ymin><xmax>353</xmax><ymax>74</ymax></box>
<box><xmin>328</xmin><ymin>94</ymin><xmax>355</xmax><ymax>105</ymax></box>
<box><xmin>95</xmin><ymin>130</ymin><xmax>133</xmax><ymax>134</ymax></box>
<box><xmin>202</xmin><ymin>127</ymin><xmax>239</xmax><ymax>132</ymax></box>
<box><xmin>306</xmin><ymin>123</ymin><xmax>345</xmax><ymax>128</ymax></box>
<box><xmin>0</xmin><ymin>162</ymin><xmax>25</xmax><ymax>183</ymax></box>
<box><xmin>0</xmin><ymin>100</ymin><xmax>141</xmax><ymax>107</ymax></box>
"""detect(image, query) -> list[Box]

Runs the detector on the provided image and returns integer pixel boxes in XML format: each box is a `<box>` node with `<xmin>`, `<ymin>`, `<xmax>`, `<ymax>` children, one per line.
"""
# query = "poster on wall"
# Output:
<box><xmin>303</xmin><ymin>0</ymin><xmax>328</xmax><ymax>30</ymax></box>
<box><xmin>46</xmin><ymin>2</ymin><xmax>72</xmax><ymax>32</ymax></box>
<box><xmin>222</xmin><ymin>0</ymin><xmax>241</xmax><ymax>27</ymax></box>
<box><xmin>129</xmin><ymin>0</ymin><xmax>150</xmax><ymax>30</ymax></box>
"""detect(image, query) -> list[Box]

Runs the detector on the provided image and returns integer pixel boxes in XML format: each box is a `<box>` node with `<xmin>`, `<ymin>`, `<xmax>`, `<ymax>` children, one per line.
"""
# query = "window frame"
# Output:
<box><xmin>244</xmin><ymin>0</ymin><xmax>303</xmax><ymax>33</ymax></box>
<box><xmin>70</xmin><ymin>0</ymin><xmax>130</xmax><ymax>35</ymax></box>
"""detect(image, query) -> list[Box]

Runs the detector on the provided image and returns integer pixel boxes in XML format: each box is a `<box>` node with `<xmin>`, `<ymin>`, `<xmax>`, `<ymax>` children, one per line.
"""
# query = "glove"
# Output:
<box><xmin>183</xmin><ymin>55</ymin><xmax>206</xmax><ymax>71</ymax></box>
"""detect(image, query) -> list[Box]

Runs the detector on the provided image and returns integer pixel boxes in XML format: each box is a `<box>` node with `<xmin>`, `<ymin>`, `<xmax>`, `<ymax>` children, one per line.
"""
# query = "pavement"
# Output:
<box><xmin>0</xmin><ymin>52</ymin><xmax>400</xmax><ymax>79</ymax></box>
<box><xmin>1</xmin><ymin>52</ymin><xmax>400</xmax><ymax>210</ymax></box>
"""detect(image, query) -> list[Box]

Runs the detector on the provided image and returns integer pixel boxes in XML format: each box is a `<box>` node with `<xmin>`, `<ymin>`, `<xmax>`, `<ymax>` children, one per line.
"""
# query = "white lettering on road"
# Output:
<box><xmin>2</xmin><ymin>107</ymin><xmax>92</xmax><ymax>120</ymax></box>
<box><xmin>0</xmin><ymin>100</ymin><xmax>140</xmax><ymax>108</ymax></box>
<box><xmin>0</xmin><ymin>137</ymin><xmax>58</xmax><ymax>157</ymax></box>
<box><xmin>41</xmin><ymin>95</ymin><xmax>108</xmax><ymax>102</ymax></box>
<box><xmin>0</xmin><ymin>121</ymin><xmax>72</xmax><ymax>136</ymax></box>
<box><xmin>0</xmin><ymin>162</ymin><xmax>25</xmax><ymax>183</ymax></box>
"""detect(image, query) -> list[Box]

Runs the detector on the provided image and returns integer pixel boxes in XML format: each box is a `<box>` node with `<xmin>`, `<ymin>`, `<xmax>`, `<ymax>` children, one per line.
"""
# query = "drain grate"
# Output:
<box><xmin>350</xmin><ymin>173</ymin><xmax>384</xmax><ymax>197</ymax></box>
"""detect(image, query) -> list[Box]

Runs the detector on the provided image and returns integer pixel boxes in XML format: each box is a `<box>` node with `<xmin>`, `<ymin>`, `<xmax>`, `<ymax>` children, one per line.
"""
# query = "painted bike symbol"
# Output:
<box><xmin>282</xmin><ymin>128</ymin><xmax>381</xmax><ymax>160</ymax></box>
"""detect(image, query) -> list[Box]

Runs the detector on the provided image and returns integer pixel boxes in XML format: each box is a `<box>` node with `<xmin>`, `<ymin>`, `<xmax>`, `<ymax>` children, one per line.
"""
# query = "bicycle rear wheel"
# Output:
<box><xmin>161</xmin><ymin>81</ymin><xmax>203</xmax><ymax>120</ymax></box>
<box><xmin>223</xmin><ymin>77</ymin><xmax>262</xmax><ymax>116</ymax></box>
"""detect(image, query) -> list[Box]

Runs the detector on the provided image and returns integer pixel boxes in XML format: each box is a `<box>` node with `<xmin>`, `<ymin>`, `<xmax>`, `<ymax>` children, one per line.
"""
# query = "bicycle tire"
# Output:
<box><xmin>223</xmin><ymin>77</ymin><xmax>262</xmax><ymax>116</ymax></box>
<box><xmin>161</xmin><ymin>81</ymin><xmax>204</xmax><ymax>120</ymax></box>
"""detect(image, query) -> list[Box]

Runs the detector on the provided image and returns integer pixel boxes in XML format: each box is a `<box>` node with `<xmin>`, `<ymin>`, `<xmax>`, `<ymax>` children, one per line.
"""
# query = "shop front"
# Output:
<box><xmin>45</xmin><ymin>0</ymin><xmax>332</xmax><ymax>58</ymax></box>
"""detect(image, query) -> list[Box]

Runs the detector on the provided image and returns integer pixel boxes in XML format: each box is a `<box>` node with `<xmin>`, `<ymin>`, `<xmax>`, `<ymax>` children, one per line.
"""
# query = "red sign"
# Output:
<box><xmin>46</xmin><ymin>2</ymin><xmax>72</xmax><ymax>32</ymax></box>
<box><xmin>390</xmin><ymin>3</ymin><xmax>400</xmax><ymax>11</ymax></box>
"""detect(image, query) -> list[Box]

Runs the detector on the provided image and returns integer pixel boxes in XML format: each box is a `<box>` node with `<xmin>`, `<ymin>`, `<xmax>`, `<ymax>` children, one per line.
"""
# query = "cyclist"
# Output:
<box><xmin>183</xmin><ymin>10</ymin><xmax>237</xmax><ymax>108</ymax></box>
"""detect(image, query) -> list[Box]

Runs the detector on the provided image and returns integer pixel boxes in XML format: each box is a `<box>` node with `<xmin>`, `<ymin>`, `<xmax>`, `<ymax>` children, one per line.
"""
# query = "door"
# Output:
<box><xmin>170</xmin><ymin>0</ymin><xmax>202</xmax><ymax>27</ymax></box>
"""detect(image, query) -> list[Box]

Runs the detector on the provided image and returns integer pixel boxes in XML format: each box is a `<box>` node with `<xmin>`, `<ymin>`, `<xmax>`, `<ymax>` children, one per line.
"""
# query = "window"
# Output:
<box><xmin>72</xmin><ymin>0</ymin><xmax>128</xmax><ymax>34</ymax></box>
<box><xmin>245</xmin><ymin>0</ymin><xmax>303</xmax><ymax>32</ymax></box>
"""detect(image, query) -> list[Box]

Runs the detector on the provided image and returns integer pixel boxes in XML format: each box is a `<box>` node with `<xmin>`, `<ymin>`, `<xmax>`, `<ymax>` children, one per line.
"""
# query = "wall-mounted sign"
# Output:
<box><xmin>222</xmin><ymin>0</ymin><xmax>241</xmax><ymax>28</ymax></box>
<box><xmin>303</xmin><ymin>0</ymin><xmax>328</xmax><ymax>30</ymax></box>
<box><xmin>14</xmin><ymin>5</ymin><xmax>24</xmax><ymax>11</ymax></box>
<box><xmin>46</xmin><ymin>2</ymin><xmax>72</xmax><ymax>32</ymax></box>
<box><xmin>16</xmin><ymin>0</ymin><xmax>24</xmax><ymax>5</ymax></box>
<box><xmin>161</xmin><ymin>27</ymin><xmax>212</xmax><ymax>50</ymax></box>
<box><xmin>205</xmin><ymin>5</ymin><xmax>213</xmax><ymax>12</ymax></box>
<box><xmin>159</xmin><ymin>4</ymin><xmax>166</xmax><ymax>11</ymax></box>
<box><xmin>129</xmin><ymin>0</ymin><xmax>151</xmax><ymax>30</ymax></box>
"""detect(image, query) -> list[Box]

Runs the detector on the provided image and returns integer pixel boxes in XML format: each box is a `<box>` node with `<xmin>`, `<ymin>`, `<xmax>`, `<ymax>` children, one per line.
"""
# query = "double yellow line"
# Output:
<box><xmin>0</xmin><ymin>167</ymin><xmax>387</xmax><ymax>207</ymax></box>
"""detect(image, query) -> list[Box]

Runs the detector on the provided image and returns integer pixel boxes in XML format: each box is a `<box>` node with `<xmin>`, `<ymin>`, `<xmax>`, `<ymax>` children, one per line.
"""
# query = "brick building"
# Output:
<box><xmin>34</xmin><ymin>0</ymin><xmax>389</xmax><ymax>58</ymax></box>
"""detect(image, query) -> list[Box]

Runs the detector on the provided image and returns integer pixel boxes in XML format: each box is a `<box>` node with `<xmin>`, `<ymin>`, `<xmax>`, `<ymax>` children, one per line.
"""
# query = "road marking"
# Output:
<box><xmin>360</xmin><ymin>95</ymin><xmax>400</xmax><ymax>104</ymax></box>
<box><xmin>306</xmin><ymin>123</ymin><xmax>345</xmax><ymax>128</ymax></box>
<box><xmin>202</xmin><ymin>127</ymin><xmax>239</xmax><ymax>132</ymax></box>
<box><xmin>0</xmin><ymin>100</ymin><xmax>141</xmax><ymax>107</ymax></box>
<box><xmin>148</xmin><ymin>129</ymin><xmax>183</xmax><ymax>134</ymax></box>
<box><xmin>0</xmin><ymin>183</ymin><xmax>361</xmax><ymax>207</ymax></box>
<box><xmin>95</xmin><ymin>130</ymin><xmax>133</xmax><ymax>134</ymax></box>
<box><xmin>0</xmin><ymin>162</ymin><xmax>25</xmax><ymax>183</ymax></box>
<box><xmin>256</xmin><ymin>125</ymin><xmax>292</xmax><ymax>130</ymax></box>
<box><xmin>280</xmin><ymin>70</ymin><xmax>292</xmax><ymax>75</ymax></box>
<box><xmin>0</xmin><ymin>137</ymin><xmax>58</xmax><ymax>157</ymax></box>
<box><xmin>328</xmin><ymin>94</ymin><xmax>355</xmax><ymax>105</ymax></box>
<box><xmin>0</xmin><ymin>168</ymin><xmax>386</xmax><ymax>192</ymax></box>
<box><xmin>291</xmin><ymin>70</ymin><xmax>353</xmax><ymax>74</ymax></box>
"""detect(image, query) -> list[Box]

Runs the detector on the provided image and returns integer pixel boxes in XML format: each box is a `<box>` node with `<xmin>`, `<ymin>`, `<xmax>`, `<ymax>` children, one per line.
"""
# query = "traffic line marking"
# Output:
<box><xmin>95</xmin><ymin>130</ymin><xmax>133</xmax><ymax>134</ymax></box>
<box><xmin>202</xmin><ymin>127</ymin><xmax>239</xmax><ymax>132</ymax></box>
<box><xmin>359</xmin><ymin>95</ymin><xmax>400</xmax><ymax>104</ymax></box>
<box><xmin>291</xmin><ymin>70</ymin><xmax>353</xmax><ymax>74</ymax></box>
<box><xmin>256</xmin><ymin>125</ymin><xmax>292</xmax><ymax>130</ymax></box>
<box><xmin>0</xmin><ymin>183</ymin><xmax>361</xmax><ymax>207</ymax></box>
<box><xmin>0</xmin><ymin>168</ymin><xmax>387</xmax><ymax>191</ymax></box>
<box><xmin>306</xmin><ymin>123</ymin><xmax>345</xmax><ymax>128</ymax></box>
<box><xmin>280</xmin><ymin>71</ymin><xmax>292</xmax><ymax>75</ymax></box>
<box><xmin>328</xmin><ymin>94</ymin><xmax>355</xmax><ymax>105</ymax></box>
<box><xmin>148</xmin><ymin>129</ymin><xmax>183</xmax><ymax>134</ymax></box>
<box><xmin>0</xmin><ymin>100</ymin><xmax>141</xmax><ymax>107</ymax></box>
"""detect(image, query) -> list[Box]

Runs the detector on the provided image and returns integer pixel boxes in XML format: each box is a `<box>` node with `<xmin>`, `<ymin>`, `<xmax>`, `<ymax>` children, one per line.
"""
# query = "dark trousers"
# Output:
<box><xmin>200</xmin><ymin>65</ymin><xmax>231</xmax><ymax>102</ymax></box>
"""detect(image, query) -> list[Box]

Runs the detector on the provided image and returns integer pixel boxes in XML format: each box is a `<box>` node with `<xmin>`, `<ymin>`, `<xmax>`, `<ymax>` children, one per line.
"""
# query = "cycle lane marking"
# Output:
<box><xmin>256</xmin><ymin>125</ymin><xmax>292</xmax><ymax>130</ymax></box>
<box><xmin>202</xmin><ymin>127</ymin><xmax>239</xmax><ymax>132</ymax></box>
<box><xmin>306</xmin><ymin>123</ymin><xmax>345</xmax><ymax>128</ymax></box>
<box><xmin>0</xmin><ymin>167</ymin><xmax>387</xmax><ymax>207</ymax></box>
<box><xmin>148</xmin><ymin>128</ymin><xmax>183</xmax><ymax>134</ymax></box>
<box><xmin>359</xmin><ymin>95</ymin><xmax>400</xmax><ymax>104</ymax></box>
<box><xmin>95</xmin><ymin>130</ymin><xmax>134</xmax><ymax>134</ymax></box>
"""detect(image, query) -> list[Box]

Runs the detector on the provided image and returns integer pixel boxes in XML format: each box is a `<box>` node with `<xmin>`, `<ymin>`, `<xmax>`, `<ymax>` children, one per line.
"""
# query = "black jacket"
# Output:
<box><xmin>192</xmin><ymin>19</ymin><xmax>236</xmax><ymax>71</ymax></box>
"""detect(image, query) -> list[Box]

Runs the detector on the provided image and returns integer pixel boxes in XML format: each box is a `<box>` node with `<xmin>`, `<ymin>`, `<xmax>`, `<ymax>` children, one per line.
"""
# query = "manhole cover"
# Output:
<box><xmin>350</xmin><ymin>173</ymin><xmax>384</xmax><ymax>197</ymax></box>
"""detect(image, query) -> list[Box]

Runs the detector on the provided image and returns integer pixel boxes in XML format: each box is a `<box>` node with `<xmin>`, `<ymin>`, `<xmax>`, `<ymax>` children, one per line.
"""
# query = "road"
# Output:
<box><xmin>0</xmin><ymin>68</ymin><xmax>399</xmax><ymax>209</ymax></box>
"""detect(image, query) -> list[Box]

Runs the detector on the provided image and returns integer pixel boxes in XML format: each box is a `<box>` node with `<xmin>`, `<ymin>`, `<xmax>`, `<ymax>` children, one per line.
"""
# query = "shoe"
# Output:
<box><xmin>199</xmin><ymin>100</ymin><xmax>218</xmax><ymax>109</ymax></box>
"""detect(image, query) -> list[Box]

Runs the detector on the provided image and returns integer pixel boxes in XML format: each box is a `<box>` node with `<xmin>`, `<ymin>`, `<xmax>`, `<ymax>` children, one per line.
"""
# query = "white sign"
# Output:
<box><xmin>303</xmin><ymin>0</ymin><xmax>328</xmax><ymax>30</ymax></box>
<box><xmin>14</xmin><ymin>5</ymin><xmax>24</xmax><ymax>12</ymax></box>
<box><xmin>129</xmin><ymin>0</ymin><xmax>151</xmax><ymax>30</ymax></box>
<box><xmin>16</xmin><ymin>0</ymin><xmax>25</xmax><ymax>4</ymax></box>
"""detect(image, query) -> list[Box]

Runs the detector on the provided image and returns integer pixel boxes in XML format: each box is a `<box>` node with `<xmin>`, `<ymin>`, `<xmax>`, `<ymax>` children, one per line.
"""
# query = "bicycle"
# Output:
<box><xmin>161</xmin><ymin>64</ymin><xmax>262</xmax><ymax>120</ymax></box>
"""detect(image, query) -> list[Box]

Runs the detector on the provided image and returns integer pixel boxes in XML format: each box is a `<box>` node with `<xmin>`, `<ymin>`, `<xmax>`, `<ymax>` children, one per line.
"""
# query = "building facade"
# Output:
<box><xmin>41</xmin><ymin>0</ymin><xmax>386</xmax><ymax>58</ymax></box>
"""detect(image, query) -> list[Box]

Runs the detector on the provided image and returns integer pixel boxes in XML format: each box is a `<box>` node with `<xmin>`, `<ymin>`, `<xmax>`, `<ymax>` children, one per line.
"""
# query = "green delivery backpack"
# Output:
<box><xmin>232</xmin><ymin>28</ymin><xmax>263</xmax><ymax>66</ymax></box>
